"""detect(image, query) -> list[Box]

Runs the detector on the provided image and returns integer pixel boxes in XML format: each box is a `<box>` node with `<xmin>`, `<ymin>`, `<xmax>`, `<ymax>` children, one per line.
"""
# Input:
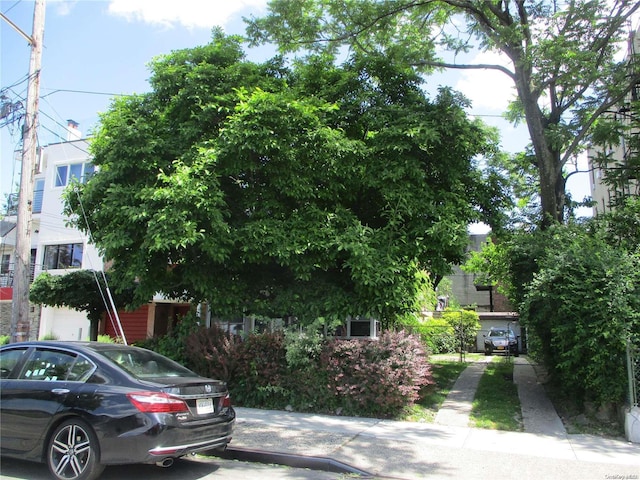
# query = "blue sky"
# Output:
<box><xmin>1</xmin><ymin>0</ymin><xmax>593</xmax><ymax>218</ymax></box>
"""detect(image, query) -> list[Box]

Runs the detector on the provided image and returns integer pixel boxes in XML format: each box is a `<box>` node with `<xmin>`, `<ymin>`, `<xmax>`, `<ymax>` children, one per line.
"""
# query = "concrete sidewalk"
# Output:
<box><xmin>434</xmin><ymin>355</ymin><xmax>567</xmax><ymax>435</ymax></box>
<box><xmin>434</xmin><ymin>357</ymin><xmax>490</xmax><ymax>427</ymax></box>
<box><xmin>227</xmin><ymin>356</ymin><xmax>639</xmax><ymax>479</ymax></box>
<box><xmin>231</xmin><ymin>407</ymin><xmax>640</xmax><ymax>479</ymax></box>
<box><xmin>513</xmin><ymin>356</ymin><xmax>567</xmax><ymax>436</ymax></box>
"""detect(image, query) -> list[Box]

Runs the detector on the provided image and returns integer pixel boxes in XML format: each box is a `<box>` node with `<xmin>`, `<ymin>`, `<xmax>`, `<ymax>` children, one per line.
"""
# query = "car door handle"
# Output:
<box><xmin>52</xmin><ymin>388</ymin><xmax>70</xmax><ymax>395</ymax></box>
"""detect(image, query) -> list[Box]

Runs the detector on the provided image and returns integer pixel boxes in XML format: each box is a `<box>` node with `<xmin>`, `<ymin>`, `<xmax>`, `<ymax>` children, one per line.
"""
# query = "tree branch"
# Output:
<box><xmin>560</xmin><ymin>72</ymin><xmax>640</xmax><ymax>167</ymax></box>
<box><xmin>410</xmin><ymin>60</ymin><xmax>516</xmax><ymax>79</ymax></box>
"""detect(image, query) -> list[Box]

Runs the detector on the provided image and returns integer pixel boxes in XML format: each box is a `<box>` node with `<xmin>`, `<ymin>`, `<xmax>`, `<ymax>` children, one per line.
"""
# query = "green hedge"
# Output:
<box><xmin>184</xmin><ymin>326</ymin><xmax>433</xmax><ymax>418</ymax></box>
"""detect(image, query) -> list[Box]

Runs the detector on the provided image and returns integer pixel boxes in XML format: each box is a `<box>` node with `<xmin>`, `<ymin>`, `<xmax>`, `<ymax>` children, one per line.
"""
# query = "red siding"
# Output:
<box><xmin>105</xmin><ymin>305</ymin><xmax>149</xmax><ymax>343</ymax></box>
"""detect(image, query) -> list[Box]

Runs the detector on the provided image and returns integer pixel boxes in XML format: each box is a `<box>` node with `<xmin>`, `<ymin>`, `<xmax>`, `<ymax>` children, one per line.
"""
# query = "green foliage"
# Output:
<box><xmin>463</xmin><ymin>230</ymin><xmax>547</xmax><ymax>308</ymax></box>
<box><xmin>134</xmin><ymin>309</ymin><xmax>201</xmax><ymax>366</ymax></box>
<box><xmin>247</xmin><ymin>0</ymin><xmax>640</xmax><ymax>224</ymax></box>
<box><xmin>442</xmin><ymin>309</ymin><xmax>481</xmax><ymax>353</ymax></box>
<box><xmin>68</xmin><ymin>31</ymin><xmax>508</xmax><ymax>327</ymax></box>
<box><xmin>424</xmin><ymin>318</ymin><xmax>457</xmax><ymax>354</ymax></box>
<box><xmin>399</xmin><ymin>316</ymin><xmax>456</xmax><ymax>354</ymax></box>
<box><xmin>96</xmin><ymin>335</ymin><xmax>116</xmax><ymax>343</ymax></box>
<box><xmin>29</xmin><ymin>270</ymin><xmax>134</xmax><ymax>341</ymax></box>
<box><xmin>181</xmin><ymin>327</ymin><xmax>433</xmax><ymax>417</ymax></box>
<box><xmin>593</xmin><ymin>197</ymin><xmax>640</xmax><ymax>252</ymax></box>
<box><xmin>39</xmin><ymin>333</ymin><xmax>58</xmax><ymax>341</ymax></box>
<box><xmin>465</xmin><ymin>200</ymin><xmax>640</xmax><ymax>410</ymax></box>
<box><xmin>283</xmin><ymin>326</ymin><xmax>324</xmax><ymax>369</ymax></box>
<box><xmin>0</xmin><ymin>335</ymin><xmax>9</xmax><ymax>345</ymax></box>
<box><xmin>520</xmin><ymin>223</ymin><xmax>640</xmax><ymax>406</ymax></box>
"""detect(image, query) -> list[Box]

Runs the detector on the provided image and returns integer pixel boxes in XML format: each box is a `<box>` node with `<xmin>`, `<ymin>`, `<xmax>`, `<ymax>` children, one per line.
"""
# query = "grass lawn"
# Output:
<box><xmin>470</xmin><ymin>357</ymin><xmax>522</xmax><ymax>431</ymax></box>
<box><xmin>401</xmin><ymin>354</ymin><xmax>523</xmax><ymax>432</ymax></box>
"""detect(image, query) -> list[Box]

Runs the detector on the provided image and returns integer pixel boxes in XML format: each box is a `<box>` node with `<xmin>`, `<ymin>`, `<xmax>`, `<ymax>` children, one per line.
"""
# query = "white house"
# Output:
<box><xmin>1</xmin><ymin>124</ymin><xmax>103</xmax><ymax>340</ymax></box>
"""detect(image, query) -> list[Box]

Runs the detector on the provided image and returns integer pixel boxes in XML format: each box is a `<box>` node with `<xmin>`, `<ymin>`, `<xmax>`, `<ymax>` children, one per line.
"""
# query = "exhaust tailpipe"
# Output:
<box><xmin>156</xmin><ymin>458</ymin><xmax>174</xmax><ymax>468</ymax></box>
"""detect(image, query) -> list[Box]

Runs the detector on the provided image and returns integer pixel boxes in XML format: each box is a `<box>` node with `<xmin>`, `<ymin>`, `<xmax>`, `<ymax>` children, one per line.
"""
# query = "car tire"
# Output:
<box><xmin>47</xmin><ymin>418</ymin><xmax>105</xmax><ymax>480</ymax></box>
<box><xmin>484</xmin><ymin>349</ymin><xmax>492</xmax><ymax>356</ymax></box>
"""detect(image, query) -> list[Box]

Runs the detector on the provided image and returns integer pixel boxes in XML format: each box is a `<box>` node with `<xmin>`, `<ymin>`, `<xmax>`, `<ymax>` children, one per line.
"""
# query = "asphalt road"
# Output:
<box><xmin>0</xmin><ymin>455</ymin><xmax>348</xmax><ymax>480</ymax></box>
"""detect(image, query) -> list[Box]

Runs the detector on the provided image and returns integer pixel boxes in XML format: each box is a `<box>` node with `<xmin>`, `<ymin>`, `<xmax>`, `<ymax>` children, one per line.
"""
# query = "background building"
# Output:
<box><xmin>589</xmin><ymin>25</ymin><xmax>640</xmax><ymax>214</ymax></box>
<box><xmin>1</xmin><ymin>124</ymin><xmax>188</xmax><ymax>342</ymax></box>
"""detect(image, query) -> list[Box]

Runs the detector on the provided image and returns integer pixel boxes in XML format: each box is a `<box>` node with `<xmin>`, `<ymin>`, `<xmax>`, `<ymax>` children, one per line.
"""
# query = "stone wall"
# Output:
<box><xmin>0</xmin><ymin>301</ymin><xmax>42</xmax><ymax>341</ymax></box>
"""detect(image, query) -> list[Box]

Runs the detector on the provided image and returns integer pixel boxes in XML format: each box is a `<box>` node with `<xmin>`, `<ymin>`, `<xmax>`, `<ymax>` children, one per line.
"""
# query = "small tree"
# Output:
<box><xmin>29</xmin><ymin>270</ymin><xmax>134</xmax><ymax>341</ymax></box>
<box><xmin>442</xmin><ymin>309</ymin><xmax>481</xmax><ymax>353</ymax></box>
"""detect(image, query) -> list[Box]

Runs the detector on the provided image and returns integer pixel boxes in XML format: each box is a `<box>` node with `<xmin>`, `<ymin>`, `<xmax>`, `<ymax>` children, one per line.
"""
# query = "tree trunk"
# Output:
<box><xmin>513</xmin><ymin>65</ymin><xmax>564</xmax><ymax>227</ymax></box>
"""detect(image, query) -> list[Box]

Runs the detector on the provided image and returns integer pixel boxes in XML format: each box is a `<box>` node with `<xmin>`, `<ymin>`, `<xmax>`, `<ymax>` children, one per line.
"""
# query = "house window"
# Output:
<box><xmin>54</xmin><ymin>162</ymin><xmax>95</xmax><ymax>188</ymax></box>
<box><xmin>33</xmin><ymin>179</ymin><xmax>44</xmax><ymax>214</ymax></box>
<box><xmin>43</xmin><ymin>243</ymin><xmax>84</xmax><ymax>270</ymax></box>
<box><xmin>347</xmin><ymin>318</ymin><xmax>380</xmax><ymax>339</ymax></box>
<box><xmin>0</xmin><ymin>254</ymin><xmax>10</xmax><ymax>274</ymax></box>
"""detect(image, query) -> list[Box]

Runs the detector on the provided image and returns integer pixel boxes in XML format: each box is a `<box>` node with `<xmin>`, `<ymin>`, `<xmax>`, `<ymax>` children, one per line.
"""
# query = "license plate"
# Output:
<box><xmin>497</xmin><ymin>346</ymin><xmax>505</xmax><ymax>350</ymax></box>
<box><xmin>196</xmin><ymin>398</ymin><xmax>214</xmax><ymax>415</ymax></box>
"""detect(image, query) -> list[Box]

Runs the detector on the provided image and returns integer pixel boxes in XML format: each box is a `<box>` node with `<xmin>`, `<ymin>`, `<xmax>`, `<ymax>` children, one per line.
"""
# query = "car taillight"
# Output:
<box><xmin>221</xmin><ymin>393</ymin><xmax>232</xmax><ymax>409</ymax></box>
<box><xmin>127</xmin><ymin>392</ymin><xmax>189</xmax><ymax>413</ymax></box>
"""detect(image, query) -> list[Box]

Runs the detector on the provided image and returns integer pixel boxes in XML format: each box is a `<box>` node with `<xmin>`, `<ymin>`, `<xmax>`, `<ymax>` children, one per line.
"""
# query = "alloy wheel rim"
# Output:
<box><xmin>50</xmin><ymin>424</ymin><xmax>92</xmax><ymax>479</ymax></box>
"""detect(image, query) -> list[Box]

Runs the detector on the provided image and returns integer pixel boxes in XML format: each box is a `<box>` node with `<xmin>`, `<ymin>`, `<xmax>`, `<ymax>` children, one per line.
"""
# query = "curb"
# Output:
<box><xmin>212</xmin><ymin>446</ymin><xmax>375</xmax><ymax>477</ymax></box>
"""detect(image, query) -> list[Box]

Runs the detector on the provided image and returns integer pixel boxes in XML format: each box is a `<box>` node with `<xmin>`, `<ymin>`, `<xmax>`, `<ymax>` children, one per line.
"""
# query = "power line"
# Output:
<box><xmin>40</xmin><ymin>88</ymin><xmax>122</xmax><ymax>99</ymax></box>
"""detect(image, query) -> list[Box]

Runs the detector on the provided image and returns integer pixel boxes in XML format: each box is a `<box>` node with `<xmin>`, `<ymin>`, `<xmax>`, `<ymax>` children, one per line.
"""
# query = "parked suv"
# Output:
<box><xmin>484</xmin><ymin>327</ymin><xmax>519</xmax><ymax>356</ymax></box>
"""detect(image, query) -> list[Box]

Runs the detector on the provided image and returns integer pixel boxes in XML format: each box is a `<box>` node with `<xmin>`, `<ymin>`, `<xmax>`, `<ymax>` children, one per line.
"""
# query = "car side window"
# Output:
<box><xmin>67</xmin><ymin>356</ymin><xmax>95</xmax><ymax>382</ymax></box>
<box><xmin>0</xmin><ymin>348</ymin><xmax>28</xmax><ymax>378</ymax></box>
<box><xmin>17</xmin><ymin>349</ymin><xmax>77</xmax><ymax>381</ymax></box>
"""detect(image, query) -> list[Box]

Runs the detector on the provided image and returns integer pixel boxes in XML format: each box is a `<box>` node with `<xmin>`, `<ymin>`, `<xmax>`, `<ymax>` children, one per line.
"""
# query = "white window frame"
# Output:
<box><xmin>42</xmin><ymin>243</ymin><xmax>84</xmax><ymax>270</ymax></box>
<box><xmin>54</xmin><ymin>162</ymin><xmax>95</xmax><ymax>188</ymax></box>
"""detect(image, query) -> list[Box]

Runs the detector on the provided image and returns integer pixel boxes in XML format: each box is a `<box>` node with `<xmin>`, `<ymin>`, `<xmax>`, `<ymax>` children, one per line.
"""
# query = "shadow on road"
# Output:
<box><xmin>0</xmin><ymin>456</ymin><xmax>221</xmax><ymax>480</ymax></box>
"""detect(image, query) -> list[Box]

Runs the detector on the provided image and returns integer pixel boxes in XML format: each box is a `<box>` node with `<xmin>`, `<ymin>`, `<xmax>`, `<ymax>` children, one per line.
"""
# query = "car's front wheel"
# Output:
<box><xmin>47</xmin><ymin>419</ymin><xmax>105</xmax><ymax>480</ymax></box>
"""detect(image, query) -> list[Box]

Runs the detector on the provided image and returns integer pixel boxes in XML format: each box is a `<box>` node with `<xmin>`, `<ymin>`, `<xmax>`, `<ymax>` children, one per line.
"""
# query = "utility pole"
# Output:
<box><xmin>7</xmin><ymin>0</ymin><xmax>46</xmax><ymax>343</ymax></box>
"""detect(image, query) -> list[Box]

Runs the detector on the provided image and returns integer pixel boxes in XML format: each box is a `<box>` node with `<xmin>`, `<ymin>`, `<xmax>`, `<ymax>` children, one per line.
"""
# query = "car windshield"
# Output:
<box><xmin>99</xmin><ymin>348</ymin><xmax>196</xmax><ymax>379</ymax></box>
<box><xmin>490</xmin><ymin>329</ymin><xmax>513</xmax><ymax>337</ymax></box>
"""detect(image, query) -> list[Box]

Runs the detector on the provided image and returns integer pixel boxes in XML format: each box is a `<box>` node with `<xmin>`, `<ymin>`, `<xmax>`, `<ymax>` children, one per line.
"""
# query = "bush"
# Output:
<box><xmin>442</xmin><ymin>309</ymin><xmax>481</xmax><ymax>352</ymax></box>
<box><xmin>321</xmin><ymin>330</ymin><xmax>432</xmax><ymax>417</ymax></box>
<box><xmin>184</xmin><ymin>324</ymin><xmax>241</xmax><ymax>382</ymax></box>
<box><xmin>0</xmin><ymin>335</ymin><xmax>9</xmax><ymax>345</ymax></box>
<box><xmin>179</xmin><ymin>326</ymin><xmax>433</xmax><ymax>417</ymax></box>
<box><xmin>416</xmin><ymin>318</ymin><xmax>457</xmax><ymax>354</ymax></box>
<box><xmin>232</xmin><ymin>332</ymin><xmax>289</xmax><ymax>408</ymax></box>
<box><xmin>397</xmin><ymin>314</ymin><xmax>457</xmax><ymax>354</ymax></box>
<box><xmin>97</xmin><ymin>335</ymin><xmax>123</xmax><ymax>343</ymax></box>
<box><xmin>521</xmin><ymin>224</ymin><xmax>640</xmax><ymax>406</ymax></box>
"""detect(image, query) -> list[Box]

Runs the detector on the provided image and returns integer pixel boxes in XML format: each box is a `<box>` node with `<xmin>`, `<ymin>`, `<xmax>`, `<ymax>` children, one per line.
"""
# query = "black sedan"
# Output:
<box><xmin>0</xmin><ymin>341</ymin><xmax>235</xmax><ymax>480</ymax></box>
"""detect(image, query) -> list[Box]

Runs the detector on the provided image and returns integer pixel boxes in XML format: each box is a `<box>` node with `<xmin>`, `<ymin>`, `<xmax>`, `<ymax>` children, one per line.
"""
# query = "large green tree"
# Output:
<box><xmin>246</xmin><ymin>0</ymin><xmax>640</xmax><ymax>226</ymax></box>
<box><xmin>67</xmin><ymin>32</ymin><xmax>508</xmax><ymax>325</ymax></box>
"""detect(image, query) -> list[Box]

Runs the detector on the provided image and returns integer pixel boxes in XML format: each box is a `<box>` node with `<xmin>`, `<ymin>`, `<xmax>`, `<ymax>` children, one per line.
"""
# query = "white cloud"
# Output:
<box><xmin>51</xmin><ymin>0</ymin><xmax>78</xmax><ymax>16</ymax></box>
<box><xmin>454</xmin><ymin>50</ymin><xmax>516</xmax><ymax>112</ymax></box>
<box><xmin>107</xmin><ymin>0</ymin><xmax>268</xmax><ymax>30</ymax></box>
